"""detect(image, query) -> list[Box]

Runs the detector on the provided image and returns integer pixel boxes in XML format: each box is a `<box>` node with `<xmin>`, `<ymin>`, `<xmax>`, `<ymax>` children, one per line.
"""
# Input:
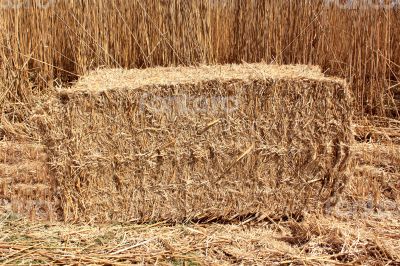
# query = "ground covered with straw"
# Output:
<box><xmin>0</xmin><ymin>205</ymin><xmax>399</xmax><ymax>265</ymax></box>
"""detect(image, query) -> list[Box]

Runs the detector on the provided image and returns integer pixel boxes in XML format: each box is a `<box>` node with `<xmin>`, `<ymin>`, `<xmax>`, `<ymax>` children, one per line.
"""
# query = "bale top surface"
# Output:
<box><xmin>67</xmin><ymin>64</ymin><xmax>342</xmax><ymax>92</ymax></box>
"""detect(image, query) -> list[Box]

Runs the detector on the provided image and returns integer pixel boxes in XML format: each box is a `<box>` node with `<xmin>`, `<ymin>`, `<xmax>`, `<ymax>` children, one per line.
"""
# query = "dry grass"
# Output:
<box><xmin>349</xmin><ymin>117</ymin><xmax>400</xmax><ymax>209</ymax></box>
<box><xmin>0</xmin><ymin>141</ymin><xmax>56</xmax><ymax>221</ymax></box>
<box><xmin>0</xmin><ymin>207</ymin><xmax>398</xmax><ymax>265</ymax></box>
<box><xmin>0</xmin><ymin>0</ymin><xmax>400</xmax><ymax>116</ymax></box>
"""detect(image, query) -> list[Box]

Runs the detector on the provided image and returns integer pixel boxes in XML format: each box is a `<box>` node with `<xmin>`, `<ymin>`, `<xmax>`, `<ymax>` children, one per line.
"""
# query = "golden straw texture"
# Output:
<box><xmin>0</xmin><ymin>141</ymin><xmax>56</xmax><ymax>220</ymax></box>
<box><xmin>34</xmin><ymin>63</ymin><xmax>353</xmax><ymax>223</ymax></box>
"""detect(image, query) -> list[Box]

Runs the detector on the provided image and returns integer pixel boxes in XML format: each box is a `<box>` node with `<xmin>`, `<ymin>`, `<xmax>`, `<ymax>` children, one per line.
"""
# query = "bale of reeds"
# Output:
<box><xmin>37</xmin><ymin>63</ymin><xmax>353</xmax><ymax>223</ymax></box>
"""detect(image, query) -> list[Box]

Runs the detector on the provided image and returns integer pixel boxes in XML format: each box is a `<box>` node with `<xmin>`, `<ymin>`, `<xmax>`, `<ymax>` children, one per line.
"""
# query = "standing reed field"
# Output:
<box><xmin>0</xmin><ymin>0</ymin><xmax>399</xmax><ymax>117</ymax></box>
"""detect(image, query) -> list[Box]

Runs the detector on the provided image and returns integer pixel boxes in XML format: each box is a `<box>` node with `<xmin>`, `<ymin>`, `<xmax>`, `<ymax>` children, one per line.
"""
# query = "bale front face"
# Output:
<box><xmin>44</xmin><ymin>64</ymin><xmax>353</xmax><ymax>223</ymax></box>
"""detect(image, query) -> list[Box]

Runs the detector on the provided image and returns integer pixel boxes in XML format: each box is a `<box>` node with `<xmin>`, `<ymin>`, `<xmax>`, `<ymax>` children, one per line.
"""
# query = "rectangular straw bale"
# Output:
<box><xmin>39</xmin><ymin>63</ymin><xmax>353</xmax><ymax>223</ymax></box>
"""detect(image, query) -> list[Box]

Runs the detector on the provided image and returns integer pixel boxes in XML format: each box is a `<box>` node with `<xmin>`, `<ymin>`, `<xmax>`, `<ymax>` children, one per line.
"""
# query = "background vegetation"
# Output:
<box><xmin>1</xmin><ymin>0</ymin><xmax>399</xmax><ymax>119</ymax></box>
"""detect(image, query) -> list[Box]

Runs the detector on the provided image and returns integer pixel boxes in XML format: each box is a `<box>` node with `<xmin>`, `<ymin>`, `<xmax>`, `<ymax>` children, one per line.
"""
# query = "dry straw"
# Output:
<box><xmin>350</xmin><ymin>117</ymin><xmax>400</xmax><ymax>205</ymax></box>
<box><xmin>0</xmin><ymin>141</ymin><xmax>55</xmax><ymax>220</ymax></box>
<box><xmin>33</xmin><ymin>63</ymin><xmax>353</xmax><ymax>223</ymax></box>
<box><xmin>0</xmin><ymin>212</ymin><xmax>398</xmax><ymax>265</ymax></box>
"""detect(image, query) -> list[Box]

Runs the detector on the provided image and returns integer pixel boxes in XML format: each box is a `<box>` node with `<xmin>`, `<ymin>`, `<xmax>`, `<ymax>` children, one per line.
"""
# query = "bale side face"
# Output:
<box><xmin>42</xmin><ymin>65</ymin><xmax>352</xmax><ymax>223</ymax></box>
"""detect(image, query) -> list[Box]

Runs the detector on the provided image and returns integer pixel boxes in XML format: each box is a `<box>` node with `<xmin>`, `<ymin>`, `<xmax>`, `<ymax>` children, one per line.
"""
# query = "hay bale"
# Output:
<box><xmin>38</xmin><ymin>63</ymin><xmax>353</xmax><ymax>223</ymax></box>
